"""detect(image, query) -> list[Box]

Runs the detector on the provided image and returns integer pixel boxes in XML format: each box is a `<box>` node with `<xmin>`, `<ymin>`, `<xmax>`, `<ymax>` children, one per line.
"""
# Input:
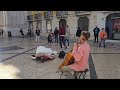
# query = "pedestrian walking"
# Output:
<box><xmin>20</xmin><ymin>28</ymin><xmax>24</xmax><ymax>38</ymax></box>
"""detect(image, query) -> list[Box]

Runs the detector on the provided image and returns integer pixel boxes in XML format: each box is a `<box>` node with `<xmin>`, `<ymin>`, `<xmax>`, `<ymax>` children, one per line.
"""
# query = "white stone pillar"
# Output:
<box><xmin>42</xmin><ymin>19</ymin><xmax>47</xmax><ymax>37</ymax></box>
<box><xmin>3</xmin><ymin>11</ymin><xmax>8</xmax><ymax>37</ymax></box>
<box><xmin>51</xmin><ymin>12</ymin><xmax>59</xmax><ymax>32</ymax></box>
<box><xmin>96</xmin><ymin>12</ymin><xmax>106</xmax><ymax>30</ymax></box>
<box><xmin>67</xmin><ymin>12</ymin><xmax>78</xmax><ymax>39</ymax></box>
<box><xmin>88</xmin><ymin>12</ymin><xmax>97</xmax><ymax>40</ymax></box>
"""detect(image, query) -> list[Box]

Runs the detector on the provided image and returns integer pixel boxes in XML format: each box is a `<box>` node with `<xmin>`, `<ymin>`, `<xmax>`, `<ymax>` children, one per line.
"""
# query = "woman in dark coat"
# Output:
<box><xmin>76</xmin><ymin>27</ymin><xmax>82</xmax><ymax>40</ymax></box>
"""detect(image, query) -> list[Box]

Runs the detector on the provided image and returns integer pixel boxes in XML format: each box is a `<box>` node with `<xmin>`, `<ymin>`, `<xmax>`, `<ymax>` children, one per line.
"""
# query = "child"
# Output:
<box><xmin>48</xmin><ymin>33</ymin><xmax>52</xmax><ymax>44</ymax></box>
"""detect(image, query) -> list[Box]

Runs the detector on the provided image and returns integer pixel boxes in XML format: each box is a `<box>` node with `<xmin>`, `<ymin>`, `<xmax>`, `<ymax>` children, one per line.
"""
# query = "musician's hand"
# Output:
<box><xmin>74</xmin><ymin>43</ymin><xmax>80</xmax><ymax>48</ymax></box>
<box><xmin>74</xmin><ymin>43</ymin><xmax>77</xmax><ymax>46</ymax></box>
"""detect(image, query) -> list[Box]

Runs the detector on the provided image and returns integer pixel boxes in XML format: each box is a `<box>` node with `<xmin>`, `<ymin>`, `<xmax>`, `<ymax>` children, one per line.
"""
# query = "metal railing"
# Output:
<box><xmin>44</xmin><ymin>11</ymin><xmax>53</xmax><ymax>20</ymax></box>
<box><xmin>34</xmin><ymin>13</ymin><xmax>42</xmax><ymax>20</ymax></box>
<box><xmin>75</xmin><ymin>11</ymin><xmax>91</xmax><ymax>15</ymax></box>
<box><xmin>56</xmin><ymin>11</ymin><xmax>68</xmax><ymax>18</ymax></box>
<box><xmin>27</xmin><ymin>15</ymin><xmax>33</xmax><ymax>21</ymax></box>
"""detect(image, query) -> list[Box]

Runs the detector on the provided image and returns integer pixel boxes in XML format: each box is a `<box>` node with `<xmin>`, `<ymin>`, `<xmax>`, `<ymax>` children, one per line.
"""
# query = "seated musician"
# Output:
<box><xmin>61</xmin><ymin>31</ymin><xmax>91</xmax><ymax>79</ymax></box>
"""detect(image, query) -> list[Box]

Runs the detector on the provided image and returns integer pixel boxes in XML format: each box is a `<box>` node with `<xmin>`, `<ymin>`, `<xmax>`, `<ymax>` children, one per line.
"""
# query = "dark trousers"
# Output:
<box><xmin>55</xmin><ymin>35</ymin><xmax>58</xmax><ymax>43</ymax></box>
<box><xmin>94</xmin><ymin>34</ymin><xmax>98</xmax><ymax>43</ymax></box>
<box><xmin>65</xmin><ymin>39</ymin><xmax>69</xmax><ymax>46</ymax></box>
<box><xmin>99</xmin><ymin>39</ymin><xmax>105</xmax><ymax>48</ymax></box>
<box><xmin>48</xmin><ymin>39</ymin><xmax>52</xmax><ymax>44</ymax></box>
<box><xmin>21</xmin><ymin>33</ymin><xmax>24</xmax><ymax>38</ymax></box>
<box><xmin>59</xmin><ymin>36</ymin><xmax>66</xmax><ymax>48</ymax></box>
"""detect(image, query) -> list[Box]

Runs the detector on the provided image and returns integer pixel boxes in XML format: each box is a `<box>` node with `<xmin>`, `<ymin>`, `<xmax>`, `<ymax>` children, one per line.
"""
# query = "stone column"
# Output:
<box><xmin>96</xmin><ymin>12</ymin><xmax>106</xmax><ymax>30</ymax></box>
<box><xmin>3</xmin><ymin>11</ymin><xmax>8</xmax><ymax>37</ymax></box>
<box><xmin>51</xmin><ymin>11</ymin><xmax>59</xmax><ymax>33</ymax></box>
<box><xmin>88</xmin><ymin>12</ymin><xmax>97</xmax><ymax>40</ymax></box>
<box><xmin>67</xmin><ymin>11</ymin><xmax>78</xmax><ymax>39</ymax></box>
<box><xmin>41</xmin><ymin>18</ymin><xmax>47</xmax><ymax>37</ymax></box>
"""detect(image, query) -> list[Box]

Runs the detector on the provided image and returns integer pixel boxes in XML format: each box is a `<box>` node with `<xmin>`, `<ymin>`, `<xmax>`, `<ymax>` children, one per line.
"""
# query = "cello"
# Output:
<box><xmin>59</xmin><ymin>49</ymin><xmax>74</xmax><ymax>71</ymax></box>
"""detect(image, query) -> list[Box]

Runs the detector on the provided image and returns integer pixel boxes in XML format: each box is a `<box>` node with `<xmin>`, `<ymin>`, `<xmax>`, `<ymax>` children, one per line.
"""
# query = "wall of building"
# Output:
<box><xmin>0</xmin><ymin>11</ymin><xmax>4</xmax><ymax>29</ymax></box>
<box><xmin>96</xmin><ymin>12</ymin><xmax>106</xmax><ymax>30</ymax></box>
<box><xmin>67</xmin><ymin>11</ymin><xmax>78</xmax><ymax>39</ymax></box>
<box><xmin>5</xmin><ymin>11</ymin><xmax>27</xmax><ymax>36</ymax></box>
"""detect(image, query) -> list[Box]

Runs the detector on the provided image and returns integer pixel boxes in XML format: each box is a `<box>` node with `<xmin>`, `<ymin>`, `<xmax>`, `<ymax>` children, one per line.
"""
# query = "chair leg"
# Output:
<box><xmin>83</xmin><ymin>73</ymin><xmax>86</xmax><ymax>79</ymax></box>
<box><xmin>79</xmin><ymin>73</ymin><xmax>82</xmax><ymax>79</ymax></box>
<box><xmin>78</xmin><ymin>72</ymin><xmax>87</xmax><ymax>79</ymax></box>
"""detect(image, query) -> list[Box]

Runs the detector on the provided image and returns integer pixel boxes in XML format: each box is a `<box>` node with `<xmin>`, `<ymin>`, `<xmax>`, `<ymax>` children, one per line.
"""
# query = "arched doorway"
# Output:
<box><xmin>106</xmin><ymin>13</ymin><xmax>120</xmax><ymax>40</ymax></box>
<box><xmin>78</xmin><ymin>17</ymin><xmax>89</xmax><ymax>31</ymax></box>
<box><xmin>46</xmin><ymin>20</ymin><xmax>52</xmax><ymax>33</ymax></box>
<box><xmin>59</xmin><ymin>19</ymin><xmax>66</xmax><ymax>28</ymax></box>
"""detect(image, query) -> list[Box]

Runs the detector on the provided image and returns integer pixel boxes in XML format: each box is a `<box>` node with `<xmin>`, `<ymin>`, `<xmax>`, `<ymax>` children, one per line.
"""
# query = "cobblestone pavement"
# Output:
<box><xmin>0</xmin><ymin>36</ymin><xmax>120</xmax><ymax>79</ymax></box>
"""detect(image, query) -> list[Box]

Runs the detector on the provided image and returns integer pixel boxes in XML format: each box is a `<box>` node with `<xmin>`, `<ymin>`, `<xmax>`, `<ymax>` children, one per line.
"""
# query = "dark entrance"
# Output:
<box><xmin>78</xmin><ymin>17</ymin><xmax>89</xmax><ymax>31</ymax></box>
<box><xmin>59</xmin><ymin>19</ymin><xmax>66</xmax><ymax>28</ymax></box>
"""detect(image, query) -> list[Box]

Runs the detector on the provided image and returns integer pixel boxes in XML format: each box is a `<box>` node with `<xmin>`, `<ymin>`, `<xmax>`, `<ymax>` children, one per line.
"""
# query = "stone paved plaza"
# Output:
<box><xmin>0</xmin><ymin>36</ymin><xmax>120</xmax><ymax>79</ymax></box>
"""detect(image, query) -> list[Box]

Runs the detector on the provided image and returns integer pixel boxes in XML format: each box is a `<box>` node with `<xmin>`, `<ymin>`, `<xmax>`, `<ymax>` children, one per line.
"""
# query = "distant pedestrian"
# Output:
<box><xmin>99</xmin><ymin>28</ymin><xmax>107</xmax><ymax>48</ymax></box>
<box><xmin>93</xmin><ymin>26</ymin><xmax>100</xmax><ymax>43</ymax></box>
<box><xmin>76</xmin><ymin>27</ymin><xmax>82</xmax><ymax>40</ymax></box>
<box><xmin>54</xmin><ymin>27</ymin><xmax>59</xmax><ymax>43</ymax></box>
<box><xmin>48</xmin><ymin>32</ymin><xmax>52</xmax><ymax>44</ymax></box>
<box><xmin>1</xmin><ymin>29</ymin><xmax>4</xmax><ymax>36</ymax></box>
<box><xmin>20</xmin><ymin>28</ymin><xmax>24</xmax><ymax>38</ymax></box>
<box><xmin>65</xmin><ymin>25</ymin><xmax>70</xmax><ymax>48</ymax></box>
<box><xmin>28</xmin><ymin>28</ymin><xmax>32</xmax><ymax>37</ymax></box>
<box><xmin>35</xmin><ymin>27</ymin><xmax>40</xmax><ymax>42</ymax></box>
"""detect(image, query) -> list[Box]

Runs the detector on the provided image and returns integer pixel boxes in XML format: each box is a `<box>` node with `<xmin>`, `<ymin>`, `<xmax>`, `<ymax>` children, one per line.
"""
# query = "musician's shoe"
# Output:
<box><xmin>74</xmin><ymin>77</ymin><xmax>77</xmax><ymax>79</ymax></box>
<box><xmin>67</xmin><ymin>46</ymin><xmax>69</xmax><ymax>48</ymax></box>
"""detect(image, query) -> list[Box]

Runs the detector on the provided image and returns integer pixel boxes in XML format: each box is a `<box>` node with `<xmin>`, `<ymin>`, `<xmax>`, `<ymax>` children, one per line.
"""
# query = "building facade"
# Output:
<box><xmin>0</xmin><ymin>11</ymin><xmax>28</xmax><ymax>37</ymax></box>
<box><xmin>1</xmin><ymin>11</ymin><xmax>120</xmax><ymax>40</ymax></box>
<box><xmin>26</xmin><ymin>11</ymin><xmax>120</xmax><ymax>40</ymax></box>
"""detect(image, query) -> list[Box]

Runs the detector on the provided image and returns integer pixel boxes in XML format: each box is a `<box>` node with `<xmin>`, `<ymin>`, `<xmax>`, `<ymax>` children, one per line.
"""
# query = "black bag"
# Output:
<box><xmin>58</xmin><ymin>51</ymin><xmax>66</xmax><ymax>58</ymax></box>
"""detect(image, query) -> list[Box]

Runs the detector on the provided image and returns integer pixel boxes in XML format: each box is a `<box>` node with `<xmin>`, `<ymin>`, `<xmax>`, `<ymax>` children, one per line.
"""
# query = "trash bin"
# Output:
<box><xmin>8</xmin><ymin>31</ymin><xmax>12</xmax><ymax>37</ymax></box>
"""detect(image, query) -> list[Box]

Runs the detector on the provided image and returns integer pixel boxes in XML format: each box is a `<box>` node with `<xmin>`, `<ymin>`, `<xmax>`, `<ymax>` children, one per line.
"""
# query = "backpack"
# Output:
<box><xmin>58</xmin><ymin>51</ymin><xmax>66</xmax><ymax>58</ymax></box>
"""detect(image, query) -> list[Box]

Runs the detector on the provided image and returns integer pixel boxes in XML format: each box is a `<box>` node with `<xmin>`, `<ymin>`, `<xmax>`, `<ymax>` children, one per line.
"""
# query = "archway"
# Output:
<box><xmin>78</xmin><ymin>17</ymin><xmax>89</xmax><ymax>31</ymax></box>
<box><xmin>59</xmin><ymin>19</ymin><xmax>66</xmax><ymax>28</ymax></box>
<box><xmin>106</xmin><ymin>13</ymin><xmax>120</xmax><ymax>39</ymax></box>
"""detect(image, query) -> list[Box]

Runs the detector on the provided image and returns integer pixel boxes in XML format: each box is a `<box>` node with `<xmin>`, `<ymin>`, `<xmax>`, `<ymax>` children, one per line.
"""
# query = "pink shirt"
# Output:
<box><xmin>68</xmin><ymin>41</ymin><xmax>90</xmax><ymax>71</ymax></box>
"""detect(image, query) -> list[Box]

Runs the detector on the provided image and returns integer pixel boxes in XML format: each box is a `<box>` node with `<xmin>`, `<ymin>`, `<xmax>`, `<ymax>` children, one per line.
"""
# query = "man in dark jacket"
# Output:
<box><xmin>54</xmin><ymin>27</ymin><xmax>59</xmax><ymax>43</ymax></box>
<box><xmin>36</xmin><ymin>27</ymin><xmax>40</xmax><ymax>42</ymax></box>
<box><xmin>93</xmin><ymin>26</ymin><xmax>100</xmax><ymax>43</ymax></box>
